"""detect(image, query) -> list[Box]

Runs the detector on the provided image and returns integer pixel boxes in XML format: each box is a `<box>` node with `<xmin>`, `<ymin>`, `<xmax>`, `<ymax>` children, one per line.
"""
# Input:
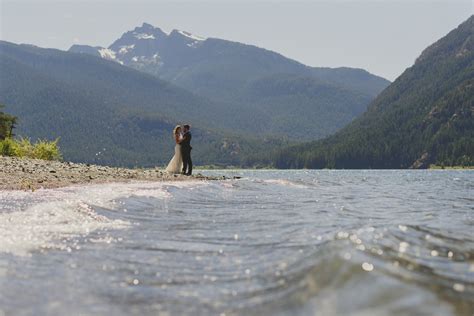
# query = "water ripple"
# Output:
<box><xmin>0</xmin><ymin>170</ymin><xmax>473</xmax><ymax>315</ymax></box>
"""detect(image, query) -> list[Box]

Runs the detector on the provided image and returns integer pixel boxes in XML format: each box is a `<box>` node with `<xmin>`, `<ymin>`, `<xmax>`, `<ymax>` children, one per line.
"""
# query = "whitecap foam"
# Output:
<box><xmin>0</xmin><ymin>199</ymin><xmax>128</xmax><ymax>256</ymax></box>
<box><xmin>0</xmin><ymin>181</ymin><xmax>207</xmax><ymax>256</ymax></box>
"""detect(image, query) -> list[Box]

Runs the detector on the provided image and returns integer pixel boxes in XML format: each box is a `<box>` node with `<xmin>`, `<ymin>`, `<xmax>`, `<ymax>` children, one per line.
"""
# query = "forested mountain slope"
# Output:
<box><xmin>275</xmin><ymin>16</ymin><xmax>474</xmax><ymax>169</ymax></box>
<box><xmin>0</xmin><ymin>41</ymin><xmax>284</xmax><ymax>167</ymax></box>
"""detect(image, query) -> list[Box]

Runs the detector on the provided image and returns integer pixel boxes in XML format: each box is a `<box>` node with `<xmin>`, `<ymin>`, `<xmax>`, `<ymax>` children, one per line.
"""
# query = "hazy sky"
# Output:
<box><xmin>1</xmin><ymin>0</ymin><xmax>472</xmax><ymax>80</ymax></box>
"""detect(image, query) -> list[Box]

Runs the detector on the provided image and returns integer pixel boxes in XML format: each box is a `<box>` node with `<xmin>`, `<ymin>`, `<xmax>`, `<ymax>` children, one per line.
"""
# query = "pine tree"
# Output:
<box><xmin>0</xmin><ymin>104</ymin><xmax>17</xmax><ymax>140</ymax></box>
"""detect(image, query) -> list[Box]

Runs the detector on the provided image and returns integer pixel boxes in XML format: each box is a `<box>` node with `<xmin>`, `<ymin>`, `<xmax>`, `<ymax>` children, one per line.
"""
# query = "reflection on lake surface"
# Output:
<box><xmin>0</xmin><ymin>170</ymin><xmax>473</xmax><ymax>315</ymax></box>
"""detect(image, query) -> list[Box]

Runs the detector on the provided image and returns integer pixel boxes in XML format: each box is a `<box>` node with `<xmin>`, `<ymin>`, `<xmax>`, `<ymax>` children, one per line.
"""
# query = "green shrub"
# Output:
<box><xmin>32</xmin><ymin>139</ymin><xmax>62</xmax><ymax>160</ymax></box>
<box><xmin>0</xmin><ymin>137</ymin><xmax>62</xmax><ymax>161</ymax></box>
<box><xmin>0</xmin><ymin>138</ymin><xmax>17</xmax><ymax>156</ymax></box>
<box><xmin>14</xmin><ymin>138</ymin><xmax>34</xmax><ymax>158</ymax></box>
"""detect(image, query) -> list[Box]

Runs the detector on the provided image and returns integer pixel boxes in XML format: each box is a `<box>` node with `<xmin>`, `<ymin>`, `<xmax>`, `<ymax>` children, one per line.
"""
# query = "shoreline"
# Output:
<box><xmin>428</xmin><ymin>165</ymin><xmax>474</xmax><ymax>170</ymax></box>
<box><xmin>0</xmin><ymin>156</ymin><xmax>223</xmax><ymax>191</ymax></box>
<box><xmin>2</xmin><ymin>156</ymin><xmax>471</xmax><ymax>191</ymax></box>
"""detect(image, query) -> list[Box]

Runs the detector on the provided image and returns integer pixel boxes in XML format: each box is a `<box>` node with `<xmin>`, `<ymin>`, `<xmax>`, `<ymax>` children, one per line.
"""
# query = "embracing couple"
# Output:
<box><xmin>165</xmin><ymin>124</ymin><xmax>193</xmax><ymax>176</ymax></box>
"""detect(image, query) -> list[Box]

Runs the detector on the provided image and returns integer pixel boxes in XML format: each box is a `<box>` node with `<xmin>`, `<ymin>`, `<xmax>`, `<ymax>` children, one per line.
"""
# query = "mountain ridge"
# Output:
<box><xmin>69</xmin><ymin>22</ymin><xmax>389</xmax><ymax>97</ymax></box>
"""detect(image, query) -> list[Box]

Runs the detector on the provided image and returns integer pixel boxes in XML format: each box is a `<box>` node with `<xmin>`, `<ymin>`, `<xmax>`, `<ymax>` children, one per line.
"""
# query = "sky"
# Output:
<box><xmin>1</xmin><ymin>0</ymin><xmax>472</xmax><ymax>81</ymax></box>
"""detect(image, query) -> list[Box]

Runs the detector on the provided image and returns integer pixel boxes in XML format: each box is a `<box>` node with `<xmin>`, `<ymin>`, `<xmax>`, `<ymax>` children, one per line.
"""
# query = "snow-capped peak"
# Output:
<box><xmin>73</xmin><ymin>24</ymin><xmax>209</xmax><ymax>71</ymax></box>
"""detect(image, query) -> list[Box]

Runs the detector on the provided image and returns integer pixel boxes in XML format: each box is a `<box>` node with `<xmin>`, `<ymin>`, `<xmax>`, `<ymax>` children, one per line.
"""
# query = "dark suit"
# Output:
<box><xmin>181</xmin><ymin>131</ymin><xmax>192</xmax><ymax>175</ymax></box>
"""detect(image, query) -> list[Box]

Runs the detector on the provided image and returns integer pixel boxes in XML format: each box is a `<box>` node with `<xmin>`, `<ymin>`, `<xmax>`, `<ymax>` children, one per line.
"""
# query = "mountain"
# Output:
<box><xmin>275</xmin><ymin>16</ymin><xmax>474</xmax><ymax>169</ymax></box>
<box><xmin>69</xmin><ymin>23</ymin><xmax>390</xmax><ymax>140</ymax></box>
<box><xmin>0</xmin><ymin>41</ymin><xmax>284</xmax><ymax>167</ymax></box>
<box><xmin>70</xmin><ymin>23</ymin><xmax>389</xmax><ymax>96</ymax></box>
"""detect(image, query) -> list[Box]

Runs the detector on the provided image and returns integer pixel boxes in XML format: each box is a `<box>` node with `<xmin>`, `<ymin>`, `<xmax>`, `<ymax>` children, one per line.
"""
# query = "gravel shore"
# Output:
<box><xmin>0</xmin><ymin>156</ymin><xmax>221</xmax><ymax>191</ymax></box>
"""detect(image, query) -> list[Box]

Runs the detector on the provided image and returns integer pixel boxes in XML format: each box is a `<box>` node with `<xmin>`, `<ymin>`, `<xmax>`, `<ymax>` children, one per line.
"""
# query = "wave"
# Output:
<box><xmin>0</xmin><ymin>181</ymin><xmax>207</xmax><ymax>256</ymax></box>
<box><xmin>226</xmin><ymin>224</ymin><xmax>473</xmax><ymax>315</ymax></box>
<box><xmin>261</xmin><ymin>179</ymin><xmax>313</xmax><ymax>189</ymax></box>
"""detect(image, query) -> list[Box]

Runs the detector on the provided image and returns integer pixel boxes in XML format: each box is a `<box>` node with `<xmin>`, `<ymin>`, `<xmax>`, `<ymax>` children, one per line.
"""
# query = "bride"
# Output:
<box><xmin>165</xmin><ymin>125</ymin><xmax>183</xmax><ymax>174</ymax></box>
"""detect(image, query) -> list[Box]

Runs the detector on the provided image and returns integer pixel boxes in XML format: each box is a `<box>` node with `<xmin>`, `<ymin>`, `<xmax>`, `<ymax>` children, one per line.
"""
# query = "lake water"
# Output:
<box><xmin>0</xmin><ymin>170</ymin><xmax>473</xmax><ymax>315</ymax></box>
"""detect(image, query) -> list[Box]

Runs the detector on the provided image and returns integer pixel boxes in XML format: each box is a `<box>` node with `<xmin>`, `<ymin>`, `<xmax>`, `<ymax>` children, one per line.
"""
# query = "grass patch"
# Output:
<box><xmin>0</xmin><ymin>137</ymin><xmax>62</xmax><ymax>161</ymax></box>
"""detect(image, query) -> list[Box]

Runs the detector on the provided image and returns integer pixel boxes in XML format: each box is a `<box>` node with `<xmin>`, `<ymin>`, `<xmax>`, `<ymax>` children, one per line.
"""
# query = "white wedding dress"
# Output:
<box><xmin>166</xmin><ymin>144</ymin><xmax>183</xmax><ymax>174</ymax></box>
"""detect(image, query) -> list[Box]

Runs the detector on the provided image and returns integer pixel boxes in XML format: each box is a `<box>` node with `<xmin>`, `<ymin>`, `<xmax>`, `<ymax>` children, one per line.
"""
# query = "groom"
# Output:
<box><xmin>181</xmin><ymin>124</ymin><xmax>193</xmax><ymax>176</ymax></box>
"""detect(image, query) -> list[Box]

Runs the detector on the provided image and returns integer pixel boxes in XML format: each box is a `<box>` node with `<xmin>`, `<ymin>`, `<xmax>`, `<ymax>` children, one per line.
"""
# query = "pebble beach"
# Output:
<box><xmin>0</xmin><ymin>156</ymin><xmax>218</xmax><ymax>191</ymax></box>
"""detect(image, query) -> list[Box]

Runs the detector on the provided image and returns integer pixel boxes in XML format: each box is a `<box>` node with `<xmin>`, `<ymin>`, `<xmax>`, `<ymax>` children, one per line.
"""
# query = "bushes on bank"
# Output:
<box><xmin>0</xmin><ymin>137</ymin><xmax>62</xmax><ymax>161</ymax></box>
<box><xmin>1</xmin><ymin>105</ymin><xmax>62</xmax><ymax>161</ymax></box>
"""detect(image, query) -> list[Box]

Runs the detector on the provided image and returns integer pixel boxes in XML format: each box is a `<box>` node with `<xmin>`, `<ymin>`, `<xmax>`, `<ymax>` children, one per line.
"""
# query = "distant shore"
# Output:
<box><xmin>428</xmin><ymin>165</ymin><xmax>474</xmax><ymax>170</ymax></box>
<box><xmin>0</xmin><ymin>156</ymin><xmax>222</xmax><ymax>191</ymax></box>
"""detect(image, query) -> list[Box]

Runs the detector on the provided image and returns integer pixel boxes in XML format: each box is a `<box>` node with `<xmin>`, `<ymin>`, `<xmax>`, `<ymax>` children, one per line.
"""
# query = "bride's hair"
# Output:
<box><xmin>173</xmin><ymin>125</ymin><xmax>182</xmax><ymax>136</ymax></box>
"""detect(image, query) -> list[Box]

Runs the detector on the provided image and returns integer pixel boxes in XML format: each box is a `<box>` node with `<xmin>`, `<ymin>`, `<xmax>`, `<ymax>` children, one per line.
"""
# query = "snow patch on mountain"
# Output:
<box><xmin>98</xmin><ymin>48</ymin><xmax>117</xmax><ymax>60</ymax></box>
<box><xmin>118</xmin><ymin>44</ymin><xmax>135</xmax><ymax>54</ymax></box>
<box><xmin>134</xmin><ymin>33</ymin><xmax>155</xmax><ymax>40</ymax></box>
<box><xmin>130</xmin><ymin>54</ymin><xmax>161</xmax><ymax>63</ymax></box>
<box><xmin>176</xmin><ymin>30</ymin><xmax>206</xmax><ymax>41</ymax></box>
<box><xmin>187</xmin><ymin>41</ymin><xmax>201</xmax><ymax>48</ymax></box>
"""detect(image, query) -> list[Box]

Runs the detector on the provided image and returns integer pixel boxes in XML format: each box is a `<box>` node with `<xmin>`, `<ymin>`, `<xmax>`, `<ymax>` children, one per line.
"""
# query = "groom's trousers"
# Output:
<box><xmin>182</xmin><ymin>149</ymin><xmax>192</xmax><ymax>175</ymax></box>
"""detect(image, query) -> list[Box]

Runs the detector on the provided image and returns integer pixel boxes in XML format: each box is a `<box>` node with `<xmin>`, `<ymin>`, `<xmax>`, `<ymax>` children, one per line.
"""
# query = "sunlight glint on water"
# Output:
<box><xmin>0</xmin><ymin>170</ymin><xmax>473</xmax><ymax>315</ymax></box>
